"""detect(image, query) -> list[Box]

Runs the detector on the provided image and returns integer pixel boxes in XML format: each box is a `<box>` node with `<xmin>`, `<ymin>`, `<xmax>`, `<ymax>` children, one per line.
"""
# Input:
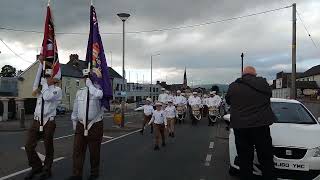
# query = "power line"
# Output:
<box><xmin>0</xmin><ymin>39</ymin><xmax>34</xmax><ymax>64</ymax></box>
<box><xmin>296</xmin><ymin>10</ymin><xmax>318</xmax><ymax>48</ymax></box>
<box><xmin>0</xmin><ymin>5</ymin><xmax>292</xmax><ymax>36</ymax></box>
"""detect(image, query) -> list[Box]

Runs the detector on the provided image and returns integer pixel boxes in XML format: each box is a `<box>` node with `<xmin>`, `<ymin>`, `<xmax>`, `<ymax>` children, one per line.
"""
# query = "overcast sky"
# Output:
<box><xmin>0</xmin><ymin>0</ymin><xmax>319</xmax><ymax>85</ymax></box>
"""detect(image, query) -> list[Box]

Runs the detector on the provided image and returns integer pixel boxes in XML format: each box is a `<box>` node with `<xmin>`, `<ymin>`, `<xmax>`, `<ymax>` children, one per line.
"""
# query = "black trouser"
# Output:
<box><xmin>234</xmin><ymin>126</ymin><xmax>275</xmax><ymax>180</ymax></box>
<box><xmin>25</xmin><ymin>120</ymin><xmax>56</xmax><ymax>172</ymax></box>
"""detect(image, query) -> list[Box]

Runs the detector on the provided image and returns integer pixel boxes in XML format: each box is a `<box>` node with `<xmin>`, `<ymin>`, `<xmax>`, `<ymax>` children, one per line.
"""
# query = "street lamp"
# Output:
<box><xmin>150</xmin><ymin>53</ymin><xmax>160</xmax><ymax>98</ymax></box>
<box><xmin>117</xmin><ymin>12</ymin><xmax>130</xmax><ymax>128</ymax></box>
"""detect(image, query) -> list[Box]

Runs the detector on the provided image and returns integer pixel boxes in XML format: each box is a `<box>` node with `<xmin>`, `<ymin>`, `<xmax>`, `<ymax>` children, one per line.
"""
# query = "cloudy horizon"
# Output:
<box><xmin>0</xmin><ymin>0</ymin><xmax>319</xmax><ymax>85</ymax></box>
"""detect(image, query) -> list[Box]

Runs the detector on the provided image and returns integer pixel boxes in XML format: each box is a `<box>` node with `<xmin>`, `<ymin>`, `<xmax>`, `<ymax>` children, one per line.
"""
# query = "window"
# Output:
<box><xmin>76</xmin><ymin>80</ymin><xmax>80</xmax><ymax>87</ymax></box>
<box><xmin>116</xmin><ymin>84</ymin><xmax>120</xmax><ymax>91</ymax></box>
<box><xmin>150</xmin><ymin>87</ymin><xmax>152</xmax><ymax>92</ymax></box>
<box><xmin>271</xmin><ymin>102</ymin><xmax>316</xmax><ymax>124</ymax></box>
<box><xmin>153</xmin><ymin>88</ymin><xmax>155</xmax><ymax>92</ymax></box>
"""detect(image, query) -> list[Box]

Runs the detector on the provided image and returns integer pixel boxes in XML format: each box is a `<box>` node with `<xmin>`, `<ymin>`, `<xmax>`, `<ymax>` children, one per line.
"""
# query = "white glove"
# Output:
<box><xmin>40</xmin><ymin>78</ymin><xmax>47</xmax><ymax>86</ymax></box>
<box><xmin>72</xmin><ymin>121</ymin><xmax>77</xmax><ymax>131</ymax></box>
<box><xmin>148</xmin><ymin>121</ymin><xmax>152</xmax><ymax>126</ymax></box>
<box><xmin>86</xmin><ymin>78</ymin><xmax>93</xmax><ymax>87</ymax></box>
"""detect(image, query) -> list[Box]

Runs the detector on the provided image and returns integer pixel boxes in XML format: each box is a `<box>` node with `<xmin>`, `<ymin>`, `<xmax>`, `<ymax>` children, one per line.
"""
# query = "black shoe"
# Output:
<box><xmin>24</xmin><ymin>168</ymin><xmax>43</xmax><ymax>180</ymax></box>
<box><xmin>65</xmin><ymin>176</ymin><xmax>82</xmax><ymax>180</ymax></box>
<box><xmin>169</xmin><ymin>133</ymin><xmax>172</xmax><ymax>137</ymax></box>
<box><xmin>172</xmin><ymin>133</ymin><xmax>175</xmax><ymax>137</ymax></box>
<box><xmin>154</xmin><ymin>145</ymin><xmax>160</xmax><ymax>151</ymax></box>
<box><xmin>140</xmin><ymin>129</ymin><xmax>143</xmax><ymax>135</ymax></box>
<box><xmin>162</xmin><ymin>142</ymin><xmax>166</xmax><ymax>147</ymax></box>
<box><xmin>88</xmin><ymin>175</ymin><xmax>99</xmax><ymax>180</ymax></box>
<box><xmin>38</xmin><ymin>170</ymin><xmax>52</xmax><ymax>180</ymax></box>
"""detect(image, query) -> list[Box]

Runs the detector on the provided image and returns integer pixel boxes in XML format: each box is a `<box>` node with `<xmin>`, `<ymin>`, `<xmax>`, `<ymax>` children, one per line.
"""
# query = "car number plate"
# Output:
<box><xmin>274</xmin><ymin>160</ymin><xmax>309</xmax><ymax>171</ymax></box>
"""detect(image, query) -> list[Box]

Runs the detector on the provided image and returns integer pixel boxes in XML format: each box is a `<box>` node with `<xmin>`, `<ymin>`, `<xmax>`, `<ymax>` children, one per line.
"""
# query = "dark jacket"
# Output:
<box><xmin>226</xmin><ymin>74</ymin><xmax>276</xmax><ymax>129</ymax></box>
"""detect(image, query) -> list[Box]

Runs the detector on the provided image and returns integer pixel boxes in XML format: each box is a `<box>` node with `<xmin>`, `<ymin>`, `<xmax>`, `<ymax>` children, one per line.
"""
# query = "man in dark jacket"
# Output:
<box><xmin>226</xmin><ymin>66</ymin><xmax>277</xmax><ymax>180</ymax></box>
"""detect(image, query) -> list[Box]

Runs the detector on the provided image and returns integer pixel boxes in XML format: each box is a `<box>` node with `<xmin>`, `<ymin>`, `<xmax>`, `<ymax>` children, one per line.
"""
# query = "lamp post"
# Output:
<box><xmin>117</xmin><ymin>12</ymin><xmax>130</xmax><ymax>128</ymax></box>
<box><xmin>150</xmin><ymin>53</ymin><xmax>160</xmax><ymax>99</ymax></box>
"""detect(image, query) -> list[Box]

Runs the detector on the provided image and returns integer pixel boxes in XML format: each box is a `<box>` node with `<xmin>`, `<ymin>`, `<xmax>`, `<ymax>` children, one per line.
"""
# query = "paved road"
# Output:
<box><xmin>0</xmin><ymin>114</ymin><xmax>238</xmax><ymax>180</ymax></box>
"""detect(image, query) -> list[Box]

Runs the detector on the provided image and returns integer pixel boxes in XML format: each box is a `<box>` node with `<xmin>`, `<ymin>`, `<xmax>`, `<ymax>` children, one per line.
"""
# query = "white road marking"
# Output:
<box><xmin>209</xmin><ymin>142</ymin><xmax>214</xmax><ymax>149</ymax></box>
<box><xmin>103</xmin><ymin>135</ymin><xmax>113</xmax><ymax>139</ymax></box>
<box><xmin>53</xmin><ymin>134</ymin><xmax>74</xmax><ymax>140</ymax></box>
<box><xmin>205</xmin><ymin>154</ymin><xmax>212</xmax><ymax>166</ymax></box>
<box><xmin>21</xmin><ymin>147</ymin><xmax>45</xmax><ymax>161</ymax></box>
<box><xmin>101</xmin><ymin>129</ymin><xmax>141</xmax><ymax>145</ymax></box>
<box><xmin>2</xmin><ymin>129</ymin><xmax>140</xmax><ymax>180</ymax></box>
<box><xmin>0</xmin><ymin>156</ymin><xmax>65</xmax><ymax>180</ymax></box>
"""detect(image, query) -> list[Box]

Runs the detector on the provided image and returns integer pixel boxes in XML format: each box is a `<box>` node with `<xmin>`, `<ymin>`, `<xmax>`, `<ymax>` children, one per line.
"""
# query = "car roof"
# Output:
<box><xmin>271</xmin><ymin>98</ymin><xmax>301</xmax><ymax>104</ymax></box>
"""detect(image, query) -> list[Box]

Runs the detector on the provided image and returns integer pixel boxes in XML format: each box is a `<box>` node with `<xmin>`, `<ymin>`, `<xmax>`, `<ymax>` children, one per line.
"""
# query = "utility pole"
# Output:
<box><xmin>150</xmin><ymin>55</ymin><xmax>152</xmax><ymax>97</ymax></box>
<box><xmin>150</xmin><ymin>53</ymin><xmax>160</xmax><ymax>97</ymax></box>
<box><xmin>241</xmin><ymin>53</ymin><xmax>244</xmax><ymax>76</ymax></box>
<box><xmin>291</xmin><ymin>3</ymin><xmax>297</xmax><ymax>99</ymax></box>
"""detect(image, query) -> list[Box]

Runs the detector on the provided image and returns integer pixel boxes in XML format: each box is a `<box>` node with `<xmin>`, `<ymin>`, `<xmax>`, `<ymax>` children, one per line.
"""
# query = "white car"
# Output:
<box><xmin>224</xmin><ymin>98</ymin><xmax>320</xmax><ymax>180</ymax></box>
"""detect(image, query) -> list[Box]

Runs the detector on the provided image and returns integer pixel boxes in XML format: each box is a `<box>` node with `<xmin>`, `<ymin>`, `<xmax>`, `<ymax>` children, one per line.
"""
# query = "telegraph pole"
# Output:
<box><xmin>291</xmin><ymin>3</ymin><xmax>297</xmax><ymax>99</ymax></box>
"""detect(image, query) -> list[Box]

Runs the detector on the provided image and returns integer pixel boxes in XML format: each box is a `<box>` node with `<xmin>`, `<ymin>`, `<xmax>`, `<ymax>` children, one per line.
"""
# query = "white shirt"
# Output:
<box><xmin>71</xmin><ymin>82</ymin><xmax>104</xmax><ymax>130</ymax></box>
<box><xmin>188</xmin><ymin>96</ymin><xmax>202</xmax><ymax>106</ymax></box>
<box><xmin>174</xmin><ymin>95</ymin><xmax>187</xmax><ymax>105</ymax></box>
<box><xmin>164</xmin><ymin>105</ymin><xmax>176</xmax><ymax>118</ymax></box>
<box><xmin>149</xmin><ymin>110</ymin><xmax>167</xmax><ymax>125</ymax></box>
<box><xmin>167</xmin><ymin>95</ymin><xmax>174</xmax><ymax>102</ymax></box>
<box><xmin>34</xmin><ymin>83</ymin><xmax>62</xmax><ymax>125</ymax></box>
<box><xmin>206</xmin><ymin>95</ymin><xmax>222</xmax><ymax>107</ymax></box>
<box><xmin>158</xmin><ymin>93</ymin><xmax>169</xmax><ymax>104</ymax></box>
<box><xmin>135</xmin><ymin>105</ymin><xmax>154</xmax><ymax>116</ymax></box>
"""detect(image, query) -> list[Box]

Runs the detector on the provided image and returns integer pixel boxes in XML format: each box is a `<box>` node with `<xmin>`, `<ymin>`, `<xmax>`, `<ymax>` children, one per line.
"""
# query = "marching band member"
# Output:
<box><xmin>164</xmin><ymin>100</ymin><xmax>176</xmax><ymax>137</ymax></box>
<box><xmin>25</xmin><ymin>69</ymin><xmax>62</xmax><ymax>180</ymax></box>
<box><xmin>148</xmin><ymin>102</ymin><xmax>167</xmax><ymax>151</ymax></box>
<box><xmin>188</xmin><ymin>92</ymin><xmax>202</xmax><ymax>125</ymax></box>
<box><xmin>158</xmin><ymin>88</ymin><xmax>169</xmax><ymax>106</ymax></box>
<box><xmin>135</xmin><ymin>98</ymin><xmax>154</xmax><ymax>134</ymax></box>
<box><xmin>67</xmin><ymin>69</ymin><xmax>104</xmax><ymax>180</ymax></box>
<box><xmin>206</xmin><ymin>91</ymin><xmax>222</xmax><ymax>126</ymax></box>
<box><xmin>202</xmin><ymin>94</ymin><xmax>209</xmax><ymax>117</ymax></box>
<box><xmin>174</xmin><ymin>90</ymin><xmax>187</xmax><ymax>124</ymax></box>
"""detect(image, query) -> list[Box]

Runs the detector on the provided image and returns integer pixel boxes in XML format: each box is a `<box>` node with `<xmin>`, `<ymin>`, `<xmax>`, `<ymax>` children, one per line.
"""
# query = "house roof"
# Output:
<box><xmin>61</xmin><ymin>60</ymin><xmax>122</xmax><ymax>79</ymax></box>
<box><xmin>300</xmin><ymin>65</ymin><xmax>320</xmax><ymax>78</ymax></box>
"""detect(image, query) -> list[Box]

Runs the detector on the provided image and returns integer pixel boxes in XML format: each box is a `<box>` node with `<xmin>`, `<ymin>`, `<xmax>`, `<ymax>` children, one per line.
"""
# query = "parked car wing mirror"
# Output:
<box><xmin>223</xmin><ymin>114</ymin><xmax>230</xmax><ymax>122</ymax></box>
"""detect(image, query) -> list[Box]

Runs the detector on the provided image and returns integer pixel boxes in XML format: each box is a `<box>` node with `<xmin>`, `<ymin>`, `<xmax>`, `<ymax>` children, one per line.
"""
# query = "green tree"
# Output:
<box><xmin>0</xmin><ymin>65</ymin><xmax>16</xmax><ymax>77</ymax></box>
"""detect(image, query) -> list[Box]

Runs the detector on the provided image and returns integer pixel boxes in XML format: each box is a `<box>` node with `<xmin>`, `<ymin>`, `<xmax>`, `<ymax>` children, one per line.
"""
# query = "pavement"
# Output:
<box><xmin>0</xmin><ymin>112</ymin><xmax>240</xmax><ymax>180</ymax></box>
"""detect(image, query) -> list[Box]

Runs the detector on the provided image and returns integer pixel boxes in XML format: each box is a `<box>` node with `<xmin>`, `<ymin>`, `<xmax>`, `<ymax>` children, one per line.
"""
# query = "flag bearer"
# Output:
<box><xmin>67</xmin><ymin>70</ymin><xmax>104</xmax><ymax>180</ymax></box>
<box><xmin>24</xmin><ymin>69</ymin><xmax>62</xmax><ymax>180</ymax></box>
<box><xmin>165</xmin><ymin>100</ymin><xmax>176</xmax><ymax>137</ymax></box>
<box><xmin>148</xmin><ymin>102</ymin><xmax>167</xmax><ymax>150</ymax></box>
<box><xmin>135</xmin><ymin>98</ymin><xmax>154</xmax><ymax>134</ymax></box>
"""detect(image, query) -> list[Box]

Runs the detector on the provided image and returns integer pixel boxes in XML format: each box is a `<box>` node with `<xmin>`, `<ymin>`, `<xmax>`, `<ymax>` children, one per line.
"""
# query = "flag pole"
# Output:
<box><xmin>84</xmin><ymin>62</ymin><xmax>91</xmax><ymax>136</ymax></box>
<box><xmin>40</xmin><ymin>61</ymin><xmax>46</xmax><ymax>132</ymax></box>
